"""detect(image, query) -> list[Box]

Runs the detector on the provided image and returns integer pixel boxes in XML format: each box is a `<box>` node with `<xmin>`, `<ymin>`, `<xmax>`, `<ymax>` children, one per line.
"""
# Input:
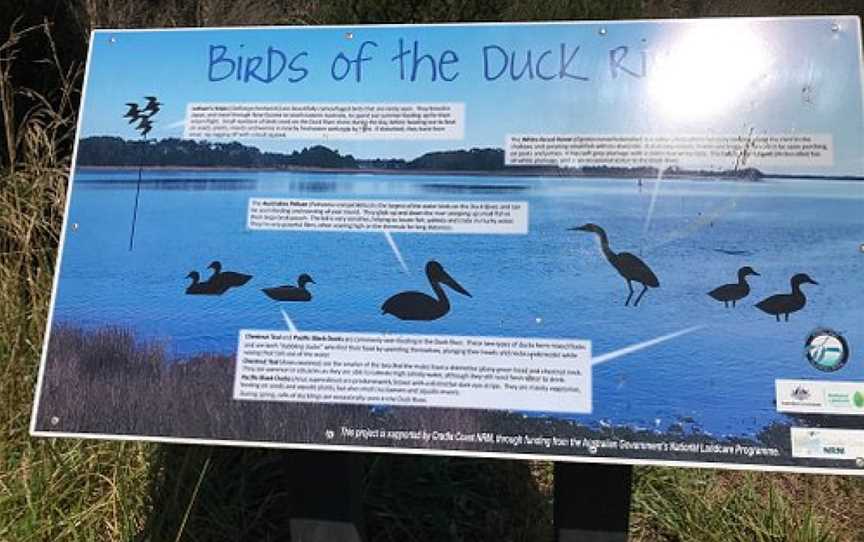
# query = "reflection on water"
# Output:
<box><xmin>421</xmin><ymin>183</ymin><xmax>530</xmax><ymax>193</ymax></box>
<box><xmin>56</xmin><ymin>168</ymin><xmax>864</xmax><ymax>437</ymax></box>
<box><xmin>77</xmin><ymin>175</ymin><xmax>532</xmax><ymax>195</ymax></box>
<box><xmin>712</xmin><ymin>248</ymin><xmax>754</xmax><ymax>256</ymax></box>
<box><xmin>79</xmin><ymin>177</ymin><xmax>257</xmax><ymax>191</ymax></box>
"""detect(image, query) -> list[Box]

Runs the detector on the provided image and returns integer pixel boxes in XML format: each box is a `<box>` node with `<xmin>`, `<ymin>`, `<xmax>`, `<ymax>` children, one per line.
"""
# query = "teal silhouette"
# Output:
<box><xmin>756</xmin><ymin>273</ymin><xmax>818</xmax><ymax>321</ymax></box>
<box><xmin>185</xmin><ymin>271</ymin><xmax>229</xmax><ymax>296</ymax></box>
<box><xmin>262</xmin><ymin>273</ymin><xmax>316</xmax><ymax>302</ymax></box>
<box><xmin>708</xmin><ymin>266</ymin><xmax>760</xmax><ymax>308</ymax></box>
<box><xmin>205</xmin><ymin>261</ymin><xmax>252</xmax><ymax>293</ymax></box>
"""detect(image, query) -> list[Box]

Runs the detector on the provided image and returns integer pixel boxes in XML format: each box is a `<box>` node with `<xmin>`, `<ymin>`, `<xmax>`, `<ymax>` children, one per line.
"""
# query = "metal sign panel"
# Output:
<box><xmin>31</xmin><ymin>17</ymin><xmax>864</xmax><ymax>474</ymax></box>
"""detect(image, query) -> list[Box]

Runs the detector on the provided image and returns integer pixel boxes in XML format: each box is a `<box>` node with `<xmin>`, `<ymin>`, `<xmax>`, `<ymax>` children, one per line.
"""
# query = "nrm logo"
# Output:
<box><xmin>822</xmin><ymin>446</ymin><xmax>845</xmax><ymax>455</ymax></box>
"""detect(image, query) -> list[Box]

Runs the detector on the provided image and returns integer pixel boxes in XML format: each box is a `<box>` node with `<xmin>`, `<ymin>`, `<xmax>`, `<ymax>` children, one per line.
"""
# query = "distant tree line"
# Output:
<box><xmin>76</xmin><ymin>137</ymin><xmax>359</xmax><ymax>168</ymax></box>
<box><xmin>76</xmin><ymin>137</ymin><xmax>767</xmax><ymax>179</ymax></box>
<box><xmin>357</xmin><ymin>148</ymin><xmax>506</xmax><ymax>171</ymax></box>
<box><xmin>76</xmin><ymin>137</ymin><xmax>511</xmax><ymax>171</ymax></box>
<box><xmin>582</xmin><ymin>165</ymin><xmax>764</xmax><ymax>180</ymax></box>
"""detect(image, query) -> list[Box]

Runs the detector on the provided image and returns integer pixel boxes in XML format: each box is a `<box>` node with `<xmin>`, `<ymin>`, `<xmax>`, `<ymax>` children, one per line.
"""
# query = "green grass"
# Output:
<box><xmin>2</xmin><ymin>2</ymin><xmax>864</xmax><ymax>541</ymax></box>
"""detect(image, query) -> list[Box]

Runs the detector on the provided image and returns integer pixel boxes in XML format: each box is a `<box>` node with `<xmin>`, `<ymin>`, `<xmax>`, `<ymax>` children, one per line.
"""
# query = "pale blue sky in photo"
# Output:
<box><xmin>79</xmin><ymin>18</ymin><xmax>864</xmax><ymax>174</ymax></box>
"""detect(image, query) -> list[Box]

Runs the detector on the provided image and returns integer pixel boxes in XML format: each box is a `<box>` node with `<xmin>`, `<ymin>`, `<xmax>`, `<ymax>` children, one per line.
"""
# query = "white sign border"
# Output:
<box><xmin>29</xmin><ymin>16</ymin><xmax>864</xmax><ymax>477</ymax></box>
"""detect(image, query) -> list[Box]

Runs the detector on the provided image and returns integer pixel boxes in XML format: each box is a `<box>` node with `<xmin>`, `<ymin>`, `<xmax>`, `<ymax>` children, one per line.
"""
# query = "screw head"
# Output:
<box><xmin>598</xmin><ymin>27</ymin><xmax>607</xmax><ymax>36</ymax></box>
<box><xmin>345</xmin><ymin>32</ymin><xmax>354</xmax><ymax>40</ymax></box>
<box><xmin>831</xmin><ymin>23</ymin><xmax>840</xmax><ymax>33</ymax></box>
<box><xmin>109</xmin><ymin>36</ymin><xmax>117</xmax><ymax>44</ymax></box>
<box><xmin>71</xmin><ymin>222</ymin><xmax>79</xmax><ymax>232</ymax></box>
<box><xmin>50</xmin><ymin>416</ymin><xmax>59</xmax><ymax>426</ymax></box>
<box><xmin>856</xmin><ymin>457</ymin><xmax>864</xmax><ymax>468</ymax></box>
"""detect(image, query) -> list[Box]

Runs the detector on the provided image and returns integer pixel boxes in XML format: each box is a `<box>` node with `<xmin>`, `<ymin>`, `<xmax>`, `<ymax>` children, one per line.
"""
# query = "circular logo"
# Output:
<box><xmin>854</xmin><ymin>391</ymin><xmax>864</xmax><ymax>409</ymax></box>
<box><xmin>805</xmin><ymin>328</ymin><xmax>849</xmax><ymax>372</ymax></box>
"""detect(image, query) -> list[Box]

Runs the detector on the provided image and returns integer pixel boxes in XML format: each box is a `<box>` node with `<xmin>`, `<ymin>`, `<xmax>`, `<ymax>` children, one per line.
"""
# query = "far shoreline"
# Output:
<box><xmin>73</xmin><ymin>165</ymin><xmax>864</xmax><ymax>182</ymax></box>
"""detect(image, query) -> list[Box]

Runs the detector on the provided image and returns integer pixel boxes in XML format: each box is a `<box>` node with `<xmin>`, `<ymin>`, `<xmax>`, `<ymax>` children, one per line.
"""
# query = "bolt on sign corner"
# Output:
<box><xmin>32</xmin><ymin>17</ymin><xmax>864</xmax><ymax>475</ymax></box>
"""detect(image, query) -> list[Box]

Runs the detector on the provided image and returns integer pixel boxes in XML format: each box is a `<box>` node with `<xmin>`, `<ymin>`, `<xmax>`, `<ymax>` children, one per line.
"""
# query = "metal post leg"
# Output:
<box><xmin>287</xmin><ymin>451</ymin><xmax>365</xmax><ymax>542</ymax></box>
<box><xmin>554</xmin><ymin>462</ymin><xmax>632</xmax><ymax>542</ymax></box>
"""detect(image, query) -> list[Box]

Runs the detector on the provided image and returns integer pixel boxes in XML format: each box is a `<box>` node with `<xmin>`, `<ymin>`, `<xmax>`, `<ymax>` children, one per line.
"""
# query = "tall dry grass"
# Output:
<box><xmin>0</xmin><ymin>19</ymin><xmax>160</xmax><ymax>542</ymax></box>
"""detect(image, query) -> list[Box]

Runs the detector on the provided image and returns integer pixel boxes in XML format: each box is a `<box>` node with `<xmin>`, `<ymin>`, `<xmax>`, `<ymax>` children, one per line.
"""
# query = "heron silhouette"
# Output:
<box><xmin>755</xmin><ymin>273</ymin><xmax>818</xmax><ymax>322</ymax></box>
<box><xmin>206</xmin><ymin>261</ymin><xmax>252</xmax><ymax>292</ymax></box>
<box><xmin>708</xmin><ymin>266</ymin><xmax>760</xmax><ymax>308</ymax></box>
<box><xmin>570</xmin><ymin>223</ymin><xmax>660</xmax><ymax>306</ymax></box>
<box><xmin>382</xmin><ymin>261</ymin><xmax>471</xmax><ymax>321</ymax></box>
<box><xmin>262</xmin><ymin>273</ymin><xmax>315</xmax><ymax>302</ymax></box>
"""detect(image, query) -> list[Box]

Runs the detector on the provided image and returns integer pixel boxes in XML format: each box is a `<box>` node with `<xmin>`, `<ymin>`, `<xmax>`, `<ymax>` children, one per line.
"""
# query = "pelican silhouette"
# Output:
<box><xmin>206</xmin><ymin>261</ymin><xmax>252</xmax><ymax>292</ymax></box>
<box><xmin>262</xmin><ymin>274</ymin><xmax>315</xmax><ymax>302</ymax></box>
<box><xmin>570</xmin><ymin>223</ymin><xmax>660</xmax><ymax>306</ymax></box>
<box><xmin>185</xmin><ymin>271</ymin><xmax>229</xmax><ymax>295</ymax></box>
<box><xmin>382</xmin><ymin>261</ymin><xmax>471</xmax><ymax>321</ymax></box>
<box><xmin>755</xmin><ymin>273</ymin><xmax>818</xmax><ymax>322</ymax></box>
<box><xmin>708</xmin><ymin>266</ymin><xmax>760</xmax><ymax>308</ymax></box>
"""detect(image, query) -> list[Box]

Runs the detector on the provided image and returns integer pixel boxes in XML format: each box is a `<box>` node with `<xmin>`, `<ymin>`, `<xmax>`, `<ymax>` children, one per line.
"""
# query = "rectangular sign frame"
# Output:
<box><xmin>31</xmin><ymin>17</ymin><xmax>864</xmax><ymax>475</ymax></box>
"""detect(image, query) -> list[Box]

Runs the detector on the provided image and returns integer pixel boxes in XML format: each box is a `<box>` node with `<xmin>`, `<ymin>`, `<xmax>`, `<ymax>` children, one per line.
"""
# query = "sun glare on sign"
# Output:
<box><xmin>647</xmin><ymin>23</ymin><xmax>772</xmax><ymax>122</ymax></box>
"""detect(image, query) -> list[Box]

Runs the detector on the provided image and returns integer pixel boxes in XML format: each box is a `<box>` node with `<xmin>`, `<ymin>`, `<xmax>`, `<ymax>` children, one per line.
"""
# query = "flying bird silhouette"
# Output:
<box><xmin>136</xmin><ymin>117</ymin><xmax>154</xmax><ymax>137</ymax></box>
<box><xmin>124</xmin><ymin>103</ymin><xmax>144</xmax><ymax>123</ymax></box>
<box><xmin>124</xmin><ymin>96</ymin><xmax>161</xmax><ymax>252</ymax></box>
<box><xmin>142</xmin><ymin>96</ymin><xmax>162</xmax><ymax>116</ymax></box>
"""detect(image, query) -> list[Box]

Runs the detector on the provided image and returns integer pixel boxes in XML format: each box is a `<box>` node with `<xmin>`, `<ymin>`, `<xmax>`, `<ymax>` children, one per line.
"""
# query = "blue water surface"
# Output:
<box><xmin>53</xmin><ymin>169</ymin><xmax>864</xmax><ymax>437</ymax></box>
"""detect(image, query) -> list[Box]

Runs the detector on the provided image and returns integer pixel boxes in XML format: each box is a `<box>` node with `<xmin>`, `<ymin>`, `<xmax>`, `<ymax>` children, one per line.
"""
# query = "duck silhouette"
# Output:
<box><xmin>262</xmin><ymin>274</ymin><xmax>315</xmax><ymax>302</ymax></box>
<box><xmin>184</xmin><ymin>271</ymin><xmax>229</xmax><ymax>295</ymax></box>
<box><xmin>570</xmin><ymin>223</ymin><xmax>660</xmax><ymax>306</ymax></box>
<box><xmin>755</xmin><ymin>273</ymin><xmax>818</xmax><ymax>322</ymax></box>
<box><xmin>206</xmin><ymin>261</ymin><xmax>252</xmax><ymax>292</ymax></box>
<box><xmin>708</xmin><ymin>266</ymin><xmax>760</xmax><ymax>308</ymax></box>
<box><xmin>382</xmin><ymin>261</ymin><xmax>471</xmax><ymax>321</ymax></box>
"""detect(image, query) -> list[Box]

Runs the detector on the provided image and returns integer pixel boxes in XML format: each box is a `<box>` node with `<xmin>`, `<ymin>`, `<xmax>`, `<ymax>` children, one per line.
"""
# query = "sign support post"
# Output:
<box><xmin>283</xmin><ymin>452</ymin><xmax>632</xmax><ymax>541</ymax></box>
<box><xmin>286</xmin><ymin>451</ymin><xmax>366</xmax><ymax>542</ymax></box>
<box><xmin>554</xmin><ymin>462</ymin><xmax>632</xmax><ymax>542</ymax></box>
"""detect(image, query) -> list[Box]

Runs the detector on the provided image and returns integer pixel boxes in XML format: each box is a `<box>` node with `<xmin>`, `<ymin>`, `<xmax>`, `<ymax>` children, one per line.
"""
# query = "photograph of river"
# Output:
<box><xmin>45</xmin><ymin>168</ymin><xmax>863</xmax><ymax>440</ymax></box>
